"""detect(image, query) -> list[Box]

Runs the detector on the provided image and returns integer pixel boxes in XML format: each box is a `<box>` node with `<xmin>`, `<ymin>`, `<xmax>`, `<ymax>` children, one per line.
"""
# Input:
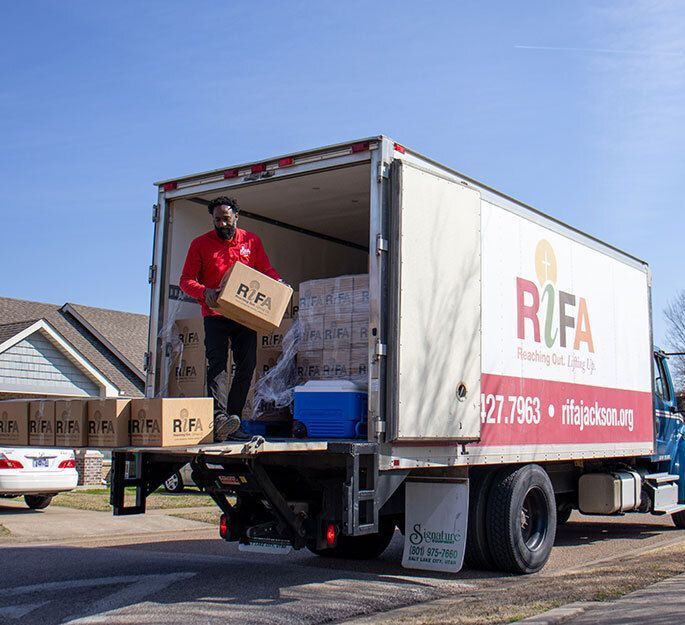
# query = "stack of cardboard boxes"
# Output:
<box><xmin>297</xmin><ymin>274</ymin><xmax>369</xmax><ymax>384</ymax></box>
<box><xmin>0</xmin><ymin>396</ymin><xmax>215</xmax><ymax>448</ymax></box>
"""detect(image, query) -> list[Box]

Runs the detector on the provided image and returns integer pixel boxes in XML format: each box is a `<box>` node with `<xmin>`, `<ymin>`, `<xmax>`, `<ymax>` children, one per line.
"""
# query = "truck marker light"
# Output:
<box><xmin>392</xmin><ymin>459</ymin><xmax>400</xmax><ymax>467</ymax></box>
<box><xmin>326</xmin><ymin>523</ymin><xmax>337</xmax><ymax>547</ymax></box>
<box><xmin>58</xmin><ymin>459</ymin><xmax>75</xmax><ymax>469</ymax></box>
<box><xmin>351</xmin><ymin>142</ymin><xmax>370</xmax><ymax>153</ymax></box>
<box><xmin>219</xmin><ymin>514</ymin><xmax>228</xmax><ymax>539</ymax></box>
<box><xmin>394</xmin><ymin>143</ymin><xmax>406</xmax><ymax>154</ymax></box>
<box><xmin>223</xmin><ymin>169</ymin><xmax>239</xmax><ymax>179</ymax></box>
<box><xmin>163</xmin><ymin>182</ymin><xmax>177</xmax><ymax>191</ymax></box>
<box><xmin>278</xmin><ymin>157</ymin><xmax>294</xmax><ymax>167</ymax></box>
<box><xmin>251</xmin><ymin>163</ymin><xmax>266</xmax><ymax>174</ymax></box>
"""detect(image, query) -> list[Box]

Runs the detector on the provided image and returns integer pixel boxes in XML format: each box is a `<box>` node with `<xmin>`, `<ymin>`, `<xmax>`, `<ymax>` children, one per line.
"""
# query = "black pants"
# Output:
<box><xmin>204</xmin><ymin>316</ymin><xmax>256</xmax><ymax>417</ymax></box>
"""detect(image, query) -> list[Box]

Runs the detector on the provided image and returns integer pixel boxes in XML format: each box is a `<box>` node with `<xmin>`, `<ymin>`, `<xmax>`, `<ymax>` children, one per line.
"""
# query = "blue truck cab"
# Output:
<box><xmin>654</xmin><ymin>348</ymin><xmax>685</xmax><ymax>514</ymax></box>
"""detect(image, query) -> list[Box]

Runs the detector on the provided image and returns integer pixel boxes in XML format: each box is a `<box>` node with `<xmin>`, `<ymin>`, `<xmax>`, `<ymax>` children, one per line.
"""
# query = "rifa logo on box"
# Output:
<box><xmin>516</xmin><ymin>239</ymin><xmax>594</xmax><ymax>352</ymax></box>
<box><xmin>130</xmin><ymin>411</ymin><xmax>161</xmax><ymax>434</ymax></box>
<box><xmin>324</xmin><ymin>327</ymin><xmax>350</xmax><ymax>341</ymax></box>
<box><xmin>236</xmin><ymin>280</ymin><xmax>272</xmax><ymax>310</ymax></box>
<box><xmin>0</xmin><ymin>412</ymin><xmax>19</xmax><ymax>434</ymax></box>
<box><xmin>178</xmin><ymin>326</ymin><xmax>201</xmax><ymax>347</ymax></box>
<box><xmin>174</xmin><ymin>360</ymin><xmax>198</xmax><ymax>379</ymax></box>
<box><xmin>56</xmin><ymin>413</ymin><xmax>81</xmax><ymax>434</ymax></box>
<box><xmin>29</xmin><ymin>419</ymin><xmax>53</xmax><ymax>434</ymax></box>
<box><xmin>172</xmin><ymin>408</ymin><xmax>205</xmax><ymax>433</ymax></box>
<box><xmin>88</xmin><ymin>414</ymin><xmax>115</xmax><ymax>435</ymax></box>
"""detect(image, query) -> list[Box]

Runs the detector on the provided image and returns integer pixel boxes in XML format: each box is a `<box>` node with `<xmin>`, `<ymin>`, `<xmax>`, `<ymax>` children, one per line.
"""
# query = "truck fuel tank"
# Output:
<box><xmin>578</xmin><ymin>471</ymin><xmax>642</xmax><ymax>514</ymax></box>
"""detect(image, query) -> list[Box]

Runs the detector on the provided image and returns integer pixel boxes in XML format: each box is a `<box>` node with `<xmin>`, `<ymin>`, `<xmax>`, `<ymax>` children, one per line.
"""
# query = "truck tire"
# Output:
<box><xmin>307</xmin><ymin>518</ymin><xmax>396</xmax><ymax>560</ymax></box>
<box><xmin>24</xmin><ymin>494</ymin><xmax>54</xmax><ymax>510</ymax></box>
<box><xmin>487</xmin><ymin>464</ymin><xmax>557</xmax><ymax>574</ymax></box>
<box><xmin>672</xmin><ymin>510</ymin><xmax>685</xmax><ymax>528</ymax></box>
<box><xmin>464</xmin><ymin>468</ymin><xmax>496</xmax><ymax>570</ymax></box>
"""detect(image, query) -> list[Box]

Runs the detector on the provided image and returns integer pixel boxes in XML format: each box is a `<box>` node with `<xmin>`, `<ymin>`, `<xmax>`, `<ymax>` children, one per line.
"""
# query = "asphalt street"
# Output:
<box><xmin>1</xmin><ymin>502</ymin><xmax>683</xmax><ymax>625</ymax></box>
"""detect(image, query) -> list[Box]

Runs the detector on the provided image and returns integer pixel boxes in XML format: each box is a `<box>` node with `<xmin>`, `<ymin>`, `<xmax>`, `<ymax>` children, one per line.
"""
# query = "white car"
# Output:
<box><xmin>0</xmin><ymin>447</ymin><xmax>78</xmax><ymax>509</ymax></box>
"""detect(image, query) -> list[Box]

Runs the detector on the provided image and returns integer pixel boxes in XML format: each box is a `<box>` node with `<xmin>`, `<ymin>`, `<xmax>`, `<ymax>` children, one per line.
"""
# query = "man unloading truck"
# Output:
<box><xmin>180</xmin><ymin>196</ymin><xmax>281</xmax><ymax>440</ymax></box>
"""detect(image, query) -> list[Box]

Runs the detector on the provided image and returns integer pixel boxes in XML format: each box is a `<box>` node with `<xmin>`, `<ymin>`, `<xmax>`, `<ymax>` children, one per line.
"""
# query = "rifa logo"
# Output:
<box><xmin>174</xmin><ymin>360</ymin><xmax>197</xmax><ymax>379</ymax></box>
<box><xmin>178</xmin><ymin>326</ymin><xmax>201</xmax><ymax>347</ymax></box>
<box><xmin>88</xmin><ymin>412</ymin><xmax>115</xmax><ymax>435</ymax></box>
<box><xmin>130</xmin><ymin>409</ymin><xmax>161</xmax><ymax>434</ymax></box>
<box><xmin>0</xmin><ymin>411</ymin><xmax>19</xmax><ymax>434</ymax></box>
<box><xmin>56</xmin><ymin>411</ymin><xmax>81</xmax><ymax>435</ymax></box>
<box><xmin>239</xmin><ymin>244</ymin><xmax>251</xmax><ymax>258</ymax></box>
<box><xmin>517</xmin><ymin>239</ymin><xmax>594</xmax><ymax>352</ymax></box>
<box><xmin>236</xmin><ymin>280</ymin><xmax>272</xmax><ymax>310</ymax></box>
<box><xmin>172</xmin><ymin>408</ymin><xmax>204</xmax><ymax>433</ymax></box>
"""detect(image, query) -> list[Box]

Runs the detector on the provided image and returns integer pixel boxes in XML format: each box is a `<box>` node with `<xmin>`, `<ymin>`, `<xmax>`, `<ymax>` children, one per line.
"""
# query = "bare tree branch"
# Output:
<box><xmin>665</xmin><ymin>290</ymin><xmax>685</xmax><ymax>393</ymax></box>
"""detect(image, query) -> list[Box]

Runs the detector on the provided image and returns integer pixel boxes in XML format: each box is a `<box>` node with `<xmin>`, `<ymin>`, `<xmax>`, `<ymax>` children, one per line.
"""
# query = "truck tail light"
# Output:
<box><xmin>0</xmin><ymin>457</ymin><xmax>24</xmax><ymax>469</ymax></box>
<box><xmin>394</xmin><ymin>143</ymin><xmax>406</xmax><ymax>154</ymax></box>
<box><xmin>219</xmin><ymin>514</ymin><xmax>228</xmax><ymax>539</ymax></box>
<box><xmin>278</xmin><ymin>157</ymin><xmax>294</xmax><ymax>167</ymax></box>
<box><xmin>162</xmin><ymin>182</ymin><xmax>177</xmax><ymax>191</ymax></box>
<box><xmin>58</xmin><ymin>459</ymin><xmax>75</xmax><ymax>469</ymax></box>
<box><xmin>326</xmin><ymin>523</ymin><xmax>338</xmax><ymax>547</ymax></box>
<box><xmin>223</xmin><ymin>169</ymin><xmax>239</xmax><ymax>179</ymax></box>
<box><xmin>351</xmin><ymin>142</ymin><xmax>370</xmax><ymax>153</ymax></box>
<box><xmin>251</xmin><ymin>163</ymin><xmax>266</xmax><ymax>174</ymax></box>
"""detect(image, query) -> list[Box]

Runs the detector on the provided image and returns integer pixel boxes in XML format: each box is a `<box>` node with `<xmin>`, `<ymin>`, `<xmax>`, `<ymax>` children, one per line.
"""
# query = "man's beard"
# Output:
<box><xmin>215</xmin><ymin>225</ymin><xmax>235</xmax><ymax>240</ymax></box>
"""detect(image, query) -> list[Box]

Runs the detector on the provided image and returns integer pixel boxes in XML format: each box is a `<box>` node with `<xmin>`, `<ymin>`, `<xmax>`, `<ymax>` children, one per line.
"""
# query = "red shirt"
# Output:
<box><xmin>180</xmin><ymin>228</ymin><xmax>281</xmax><ymax>317</ymax></box>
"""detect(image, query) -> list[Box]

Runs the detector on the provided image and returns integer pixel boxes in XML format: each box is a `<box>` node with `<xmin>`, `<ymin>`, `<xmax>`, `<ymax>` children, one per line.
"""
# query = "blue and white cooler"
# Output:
<box><xmin>293</xmin><ymin>380</ymin><xmax>368</xmax><ymax>438</ymax></box>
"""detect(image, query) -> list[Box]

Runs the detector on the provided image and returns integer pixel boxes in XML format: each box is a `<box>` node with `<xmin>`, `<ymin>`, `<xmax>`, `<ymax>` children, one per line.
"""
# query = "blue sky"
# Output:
<box><xmin>1</xmin><ymin>1</ymin><xmax>683</xmax><ymax>344</ymax></box>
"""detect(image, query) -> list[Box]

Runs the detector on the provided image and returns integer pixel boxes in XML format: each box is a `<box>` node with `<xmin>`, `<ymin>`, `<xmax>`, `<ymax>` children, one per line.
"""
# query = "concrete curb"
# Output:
<box><xmin>510</xmin><ymin>602</ymin><xmax>597</xmax><ymax>625</ymax></box>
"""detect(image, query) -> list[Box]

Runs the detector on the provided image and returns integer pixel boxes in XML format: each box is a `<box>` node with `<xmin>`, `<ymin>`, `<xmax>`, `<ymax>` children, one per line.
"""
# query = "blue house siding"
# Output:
<box><xmin>0</xmin><ymin>333</ymin><xmax>100</xmax><ymax>396</ymax></box>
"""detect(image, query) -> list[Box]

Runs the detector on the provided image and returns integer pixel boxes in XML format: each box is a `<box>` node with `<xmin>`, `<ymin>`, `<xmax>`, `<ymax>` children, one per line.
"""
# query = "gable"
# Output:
<box><xmin>0</xmin><ymin>333</ymin><xmax>100</xmax><ymax>397</ymax></box>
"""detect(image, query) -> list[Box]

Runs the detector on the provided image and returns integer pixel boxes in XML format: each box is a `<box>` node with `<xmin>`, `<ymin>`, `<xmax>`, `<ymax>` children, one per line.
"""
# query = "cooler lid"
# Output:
<box><xmin>294</xmin><ymin>380</ymin><xmax>367</xmax><ymax>393</ymax></box>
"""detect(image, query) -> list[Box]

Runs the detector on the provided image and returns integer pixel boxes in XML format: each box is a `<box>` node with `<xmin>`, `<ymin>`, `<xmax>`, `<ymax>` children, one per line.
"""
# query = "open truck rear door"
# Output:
<box><xmin>387</xmin><ymin>160</ymin><xmax>482</xmax><ymax>442</ymax></box>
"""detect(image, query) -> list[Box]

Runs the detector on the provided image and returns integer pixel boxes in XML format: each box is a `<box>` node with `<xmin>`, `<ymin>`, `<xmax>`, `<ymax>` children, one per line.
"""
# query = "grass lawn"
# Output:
<box><xmin>52</xmin><ymin>487</ymin><xmax>216</xmax><ymax>512</ymax></box>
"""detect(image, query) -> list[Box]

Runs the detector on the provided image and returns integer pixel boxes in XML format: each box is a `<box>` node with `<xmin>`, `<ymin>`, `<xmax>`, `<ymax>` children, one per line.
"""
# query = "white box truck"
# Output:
<box><xmin>112</xmin><ymin>136</ymin><xmax>685</xmax><ymax>574</ymax></box>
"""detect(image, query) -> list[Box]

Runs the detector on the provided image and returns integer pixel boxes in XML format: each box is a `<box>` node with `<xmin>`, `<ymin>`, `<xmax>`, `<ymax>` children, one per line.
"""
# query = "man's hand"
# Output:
<box><xmin>204</xmin><ymin>288</ymin><xmax>219</xmax><ymax>308</ymax></box>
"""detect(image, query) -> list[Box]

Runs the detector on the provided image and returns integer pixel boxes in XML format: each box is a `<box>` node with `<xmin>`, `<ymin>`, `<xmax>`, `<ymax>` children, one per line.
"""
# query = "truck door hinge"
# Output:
<box><xmin>148</xmin><ymin>264</ymin><xmax>157</xmax><ymax>284</ymax></box>
<box><xmin>375</xmin><ymin>417</ymin><xmax>386</xmax><ymax>433</ymax></box>
<box><xmin>374</xmin><ymin>340</ymin><xmax>387</xmax><ymax>361</ymax></box>
<box><xmin>376</xmin><ymin>234</ymin><xmax>388</xmax><ymax>256</ymax></box>
<box><xmin>377</xmin><ymin>161</ymin><xmax>390</xmax><ymax>182</ymax></box>
<box><xmin>152</xmin><ymin>204</ymin><xmax>160</xmax><ymax>222</ymax></box>
<box><xmin>143</xmin><ymin>351</ymin><xmax>152</xmax><ymax>372</ymax></box>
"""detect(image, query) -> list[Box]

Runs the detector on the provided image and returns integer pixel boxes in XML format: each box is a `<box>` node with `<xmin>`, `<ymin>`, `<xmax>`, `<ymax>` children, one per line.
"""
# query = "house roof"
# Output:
<box><xmin>0</xmin><ymin>320</ymin><xmax>37</xmax><ymax>344</ymax></box>
<box><xmin>0</xmin><ymin>297</ymin><xmax>147</xmax><ymax>397</ymax></box>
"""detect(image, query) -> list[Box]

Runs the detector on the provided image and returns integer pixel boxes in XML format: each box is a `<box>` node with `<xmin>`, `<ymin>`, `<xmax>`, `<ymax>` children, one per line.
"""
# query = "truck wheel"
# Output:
<box><xmin>487</xmin><ymin>464</ymin><xmax>557</xmax><ymax>574</ymax></box>
<box><xmin>307</xmin><ymin>518</ymin><xmax>396</xmax><ymax>560</ymax></box>
<box><xmin>672</xmin><ymin>510</ymin><xmax>685</xmax><ymax>528</ymax></box>
<box><xmin>24</xmin><ymin>494</ymin><xmax>54</xmax><ymax>510</ymax></box>
<box><xmin>464</xmin><ymin>468</ymin><xmax>496</xmax><ymax>570</ymax></box>
<box><xmin>163</xmin><ymin>472</ymin><xmax>184</xmax><ymax>493</ymax></box>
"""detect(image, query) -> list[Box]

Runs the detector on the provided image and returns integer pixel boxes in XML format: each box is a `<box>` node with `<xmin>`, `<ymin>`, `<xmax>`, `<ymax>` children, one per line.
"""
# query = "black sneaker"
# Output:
<box><xmin>214</xmin><ymin>413</ymin><xmax>241</xmax><ymax>441</ymax></box>
<box><xmin>225</xmin><ymin>427</ymin><xmax>251</xmax><ymax>441</ymax></box>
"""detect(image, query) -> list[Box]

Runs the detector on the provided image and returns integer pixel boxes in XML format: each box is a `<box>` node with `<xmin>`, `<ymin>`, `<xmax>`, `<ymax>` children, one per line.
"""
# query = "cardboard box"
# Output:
<box><xmin>0</xmin><ymin>400</ymin><xmax>29</xmax><ymax>446</ymax></box>
<box><xmin>256</xmin><ymin>349</ymin><xmax>284</xmax><ymax>379</ymax></box>
<box><xmin>130</xmin><ymin>397</ymin><xmax>214</xmax><ymax>447</ymax></box>
<box><xmin>323</xmin><ymin>275</ymin><xmax>354</xmax><ymax>313</ymax></box>
<box><xmin>322</xmin><ymin>348</ymin><xmax>351</xmax><ymax>380</ymax></box>
<box><xmin>216</xmin><ymin>262</ymin><xmax>292</xmax><ymax>332</ymax></box>
<box><xmin>351</xmin><ymin>311</ymin><xmax>369</xmax><ymax>347</ymax></box>
<box><xmin>29</xmin><ymin>400</ymin><xmax>55</xmax><ymax>446</ymax></box>
<box><xmin>55</xmin><ymin>400</ymin><xmax>88</xmax><ymax>447</ymax></box>
<box><xmin>258</xmin><ymin>318</ymin><xmax>294</xmax><ymax>351</ymax></box>
<box><xmin>284</xmin><ymin>290</ymin><xmax>299</xmax><ymax>319</ymax></box>
<box><xmin>296</xmin><ymin>350</ymin><xmax>323</xmax><ymax>383</ymax></box>
<box><xmin>353</xmin><ymin>274</ymin><xmax>370</xmax><ymax>313</ymax></box>
<box><xmin>168</xmin><ymin>317</ymin><xmax>207</xmax><ymax>398</ymax></box>
<box><xmin>299</xmin><ymin>314</ymin><xmax>324</xmax><ymax>351</ymax></box>
<box><xmin>350</xmin><ymin>348</ymin><xmax>369</xmax><ymax>381</ymax></box>
<box><xmin>87</xmin><ymin>399</ymin><xmax>131</xmax><ymax>447</ymax></box>
<box><xmin>323</xmin><ymin>312</ymin><xmax>352</xmax><ymax>350</ymax></box>
<box><xmin>299</xmin><ymin>280</ymin><xmax>326</xmax><ymax>316</ymax></box>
